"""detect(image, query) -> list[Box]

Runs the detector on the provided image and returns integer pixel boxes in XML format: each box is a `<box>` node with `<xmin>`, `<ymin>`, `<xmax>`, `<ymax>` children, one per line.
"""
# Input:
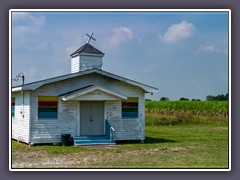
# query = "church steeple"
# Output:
<box><xmin>70</xmin><ymin>33</ymin><xmax>104</xmax><ymax>73</ymax></box>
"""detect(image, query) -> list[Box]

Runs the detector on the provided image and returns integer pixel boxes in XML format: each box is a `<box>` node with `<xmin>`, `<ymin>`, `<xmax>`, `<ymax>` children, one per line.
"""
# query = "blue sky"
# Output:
<box><xmin>11</xmin><ymin>10</ymin><xmax>229</xmax><ymax>100</ymax></box>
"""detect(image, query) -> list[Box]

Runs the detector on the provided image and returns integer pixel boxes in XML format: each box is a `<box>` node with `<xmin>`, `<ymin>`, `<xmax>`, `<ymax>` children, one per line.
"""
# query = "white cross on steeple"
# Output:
<box><xmin>86</xmin><ymin>32</ymin><xmax>96</xmax><ymax>44</ymax></box>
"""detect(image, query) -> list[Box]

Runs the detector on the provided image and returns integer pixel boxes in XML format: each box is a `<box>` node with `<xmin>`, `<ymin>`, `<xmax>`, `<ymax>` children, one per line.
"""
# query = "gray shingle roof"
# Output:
<box><xmin>70</xmin><ymin>43</ymin><xmax>105</xmax><ymax>57</ymax></box>
<box><xmin>12</xmin><ymin>68</ymin><xmax>158</xmax><ymax>93</ymax></box>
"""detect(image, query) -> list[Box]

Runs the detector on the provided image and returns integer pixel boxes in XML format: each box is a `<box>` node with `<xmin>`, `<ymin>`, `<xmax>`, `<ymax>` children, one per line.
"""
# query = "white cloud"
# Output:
<box><xmin>108</xmin><ymin>27</ymin><xmax>134</xmax><ymax>47</ymax></box>
<box><xmin>12</xmin><ymin>12</ymin><xmax>45</xmax><ymax>26</ymax></box>
<box><xmin>160</xmin><ymin>21</ymin><xmax>195</xmax><ymax>43</ymax></box>
<box><xmin>12</xmin><ymin>12</ymin><xmax>47</xmax><ymax>53</ymax></box>
<box><xmin>198</xmin><ymin>45</ymin><xmax>228</xmax><ymax>54</ymax></box>
<box><xmin>12</xmin><ymin>12</ymin><xmax>45</xmax><ymax>36</ymax></box>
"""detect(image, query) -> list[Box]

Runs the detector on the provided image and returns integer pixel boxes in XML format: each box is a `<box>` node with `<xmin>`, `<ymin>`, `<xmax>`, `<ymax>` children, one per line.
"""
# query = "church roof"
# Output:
<box><xmin>70</xmin><ymin>43</ymin><xmax>105</xmax><ymax>57</ymax></box>
<box><xmin>12</xmin><ymin>68</ymin><xmax>158</xmax><ymax>93</ymax></box>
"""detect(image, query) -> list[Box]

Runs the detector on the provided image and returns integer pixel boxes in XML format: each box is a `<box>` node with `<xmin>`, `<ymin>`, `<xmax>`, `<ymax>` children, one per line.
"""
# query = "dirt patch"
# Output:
<box><xmin>168</xmin><ymin>147</ymin><xmax>187</xmax><ymax>152</ymax></box>
<box><xmin>82</xmin><ymin>145</ymin><xmax>118</xmax><ymax>149</ymax></box>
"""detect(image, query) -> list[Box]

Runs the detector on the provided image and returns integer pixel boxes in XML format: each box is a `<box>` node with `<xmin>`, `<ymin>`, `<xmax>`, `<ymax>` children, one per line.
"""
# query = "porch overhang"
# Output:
<box><xmin>60</xmin><ymin>85</ymin><xmax>128</xmax><ymax>101</ymax></box>
<box><xmin>12</xmin><ymin>87</ymin><xmax>23</xmax><ymax>92</ymax></box>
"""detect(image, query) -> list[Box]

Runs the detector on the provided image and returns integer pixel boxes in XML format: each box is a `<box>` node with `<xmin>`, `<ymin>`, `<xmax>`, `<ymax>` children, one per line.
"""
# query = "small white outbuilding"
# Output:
<box><xmin>12</xmin><ymin>41</ymin><xmax>158</xmax><ymax>145</ymax></box>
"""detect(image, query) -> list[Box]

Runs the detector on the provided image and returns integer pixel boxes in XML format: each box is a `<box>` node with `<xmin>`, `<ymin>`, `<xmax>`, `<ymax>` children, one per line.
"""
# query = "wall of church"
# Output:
<box><xmin>12</xmin><ymin>91</ymin><xmax>30</xmax><ymax>143</ymax></box>
<box><xmin>29</xmin><ymin>73</ymin><xmax>145</xmax><ymax>144</ymax></box>
<box><xmin>106</xmin><ymin>95</ymin><xmax>145</xmax><ymax>141</ymax></box>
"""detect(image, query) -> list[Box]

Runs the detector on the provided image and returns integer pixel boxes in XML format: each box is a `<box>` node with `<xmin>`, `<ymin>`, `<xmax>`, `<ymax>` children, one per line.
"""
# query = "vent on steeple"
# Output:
<box><xmin>70</xmin><ymin>33</ymin><xmax>105</xmax><ymax>73</ymax></box>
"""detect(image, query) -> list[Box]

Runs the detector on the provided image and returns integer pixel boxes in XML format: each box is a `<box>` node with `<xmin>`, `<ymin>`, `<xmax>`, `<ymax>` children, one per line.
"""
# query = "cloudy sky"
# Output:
<box><xmin>11</xmin><ymin>10</ymin><xmax>229</xmax><ymax>100</ymax></box>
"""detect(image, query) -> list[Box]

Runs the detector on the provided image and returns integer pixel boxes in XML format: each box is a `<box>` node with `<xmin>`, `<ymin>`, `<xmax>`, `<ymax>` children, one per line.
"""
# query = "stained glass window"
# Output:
<box><xmin>12</xmin><ymin>97</ymin><xmax>15</xmax><ymax>117</ymax></box>
<box><xmin>38</xmin><ymin>96</ymin><xmax>58</xmax><ymax>119</ymax></box>
<box><xmin>122</xmin><ymin>97</ymin><xmax>138</xmax><ymax>118</ymax></box>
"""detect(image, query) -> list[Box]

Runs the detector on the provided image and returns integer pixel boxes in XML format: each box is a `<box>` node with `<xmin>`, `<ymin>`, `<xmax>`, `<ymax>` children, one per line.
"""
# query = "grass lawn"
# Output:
<box><xmin>11</xmin><ymin>123</ymin><xmax>228</xmax><ymax>169</ymax></box>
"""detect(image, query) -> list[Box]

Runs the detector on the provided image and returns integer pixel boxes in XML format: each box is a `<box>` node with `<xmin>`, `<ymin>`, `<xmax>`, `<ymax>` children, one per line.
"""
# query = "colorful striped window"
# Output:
<box><xmin>12</xmin><ymin>97</ymin><xmax>15</xmax><ymax>117</ymax></box>
<box><xmin>38</xmin><ymin>96</ymin><xmax>58</xmax><ymax>119</ymax></box>
<box><xmin>122</xmin><ymin>97</ymin><xmax>138</xmax><ymax>118</ymax></box>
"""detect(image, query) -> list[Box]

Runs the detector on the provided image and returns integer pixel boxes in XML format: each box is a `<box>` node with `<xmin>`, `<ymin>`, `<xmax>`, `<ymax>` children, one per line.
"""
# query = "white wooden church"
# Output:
<box><xmin>12</xmin><ymin>34</ymin><xmax>158</xmax><ymax>145</ymax></box>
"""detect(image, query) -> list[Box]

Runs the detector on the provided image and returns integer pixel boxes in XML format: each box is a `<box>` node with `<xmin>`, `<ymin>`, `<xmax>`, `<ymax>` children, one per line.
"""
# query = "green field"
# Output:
<box><xmin>145</xmin><ymin>101</ymin><xmax>228</xmax><ymax>126</ymax></box>
<box><xmin>145</xmin><ymin>100</ymin><xmax>228</xmax><ymax>117</ymax></box>
<box><xmin>11</xmin><ymin>101</ymin><xmax>229</xmax><ymax>169</ymax></box>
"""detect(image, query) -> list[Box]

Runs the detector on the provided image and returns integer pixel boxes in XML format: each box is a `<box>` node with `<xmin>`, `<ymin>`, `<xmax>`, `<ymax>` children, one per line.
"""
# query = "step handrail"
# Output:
<box><xmin>110</xmin><ymin>126</ymin><xmax>115</xmax><ymax>143</ymax></box>
<box><xmin>110</xmin><ymin>126</ymin><xmax>115</xmax><ymax>132</ymax></box>
<box><xmin>105</xmin><ymin>120</ymin><xmax>115</xmax><ymax>143</ymax></box>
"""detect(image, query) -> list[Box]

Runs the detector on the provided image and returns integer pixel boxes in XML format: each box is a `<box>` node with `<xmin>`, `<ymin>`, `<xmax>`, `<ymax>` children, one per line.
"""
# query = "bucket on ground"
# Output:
<box><xmin>61</xmin><ymin>134</ymin><xmax>71</xmax><ymax>146</ymax></box>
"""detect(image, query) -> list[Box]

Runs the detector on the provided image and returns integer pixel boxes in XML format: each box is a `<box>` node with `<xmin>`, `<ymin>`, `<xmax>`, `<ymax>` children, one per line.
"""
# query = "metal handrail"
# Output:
<box><xmin>110</xmin><ymin>126</ymin><xmax>115</xmax><ymax>132</ymax></box>
<box><xmin>110</xmin><ymin>126</ymin><xmax>115</xmax><ymax>143</ymax></box>
<box><xmin>105</xmin><ymin>120</ymin><xmax>115</xmax><ymax>143</ymax></box>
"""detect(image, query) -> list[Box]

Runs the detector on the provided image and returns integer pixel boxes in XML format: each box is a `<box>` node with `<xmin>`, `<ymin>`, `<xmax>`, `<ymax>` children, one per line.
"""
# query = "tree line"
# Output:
<box><xmin>146</xmin><ymin>93</ymin><xmax>228</xmax><ymax>101</ymax></box>
<box><xmin>206</xmin><ymin>93</ymin><xmax>228</xmax><ymax>101</ymax></box>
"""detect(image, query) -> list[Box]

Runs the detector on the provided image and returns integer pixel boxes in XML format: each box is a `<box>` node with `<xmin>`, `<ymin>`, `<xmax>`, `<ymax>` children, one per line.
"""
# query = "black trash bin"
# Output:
<box><xmin>61</xmin><ymin>134</ymin><xmax>71</xmax><ymax>146</ymax></box>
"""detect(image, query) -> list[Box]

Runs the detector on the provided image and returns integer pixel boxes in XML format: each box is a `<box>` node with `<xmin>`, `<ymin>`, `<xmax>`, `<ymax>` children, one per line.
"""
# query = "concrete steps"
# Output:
<box><xmin>73</xmin><ymin>136</ymin><xmax>116</xmax><ymax>146</ymax></box>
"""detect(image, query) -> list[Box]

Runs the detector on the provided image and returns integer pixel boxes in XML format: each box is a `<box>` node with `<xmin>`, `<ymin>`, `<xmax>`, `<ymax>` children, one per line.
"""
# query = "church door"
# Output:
<box><xmin>80</xmin><ymin>101</ymin><xmax>104</xmax><ymax>136</ymax></box>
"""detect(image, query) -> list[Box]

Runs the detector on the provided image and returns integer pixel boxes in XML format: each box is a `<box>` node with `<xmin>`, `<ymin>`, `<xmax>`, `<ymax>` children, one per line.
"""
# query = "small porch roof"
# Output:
<box><xmin>60</xmin><ymin>85</ymin><xmax>128</xmax><ymax>101</ymax></box>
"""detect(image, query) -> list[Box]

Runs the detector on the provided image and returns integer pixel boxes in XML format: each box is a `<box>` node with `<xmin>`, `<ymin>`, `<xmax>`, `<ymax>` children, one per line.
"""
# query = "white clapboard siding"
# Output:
<box><xmin>108</xmin><ymin>117</ymin><xmax>144</xmax><ymax>140</ymax></box>
<box><xmin>12</xmin><ymin>91</ymin><xmax>30</xmax><ymax>143</ymax></box>
<box><xmin>71</xmin><ymin>56</ymin><xmax>79</xmax><ymax>73</ymax></box>
<box><xmin>30</xmin><ymin>97</ymin><xmax>78</xmax><ymax>144</ymax></box>
<box><xmin>29</xmin><ymin>73</ymin><xmax>145</xmax><ymax>143</ymax></box>
<box><xmin>105</xmin><ymin>101</ymin><xmax>121</xmax><ymax>119</ymax></box>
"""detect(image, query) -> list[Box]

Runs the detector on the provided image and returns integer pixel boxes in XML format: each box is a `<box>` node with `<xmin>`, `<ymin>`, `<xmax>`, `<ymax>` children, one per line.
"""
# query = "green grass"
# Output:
<box><xmin>145</xmin><ymin>113</ymin><xmax>228</xmax><ymax>126</ymax></box>
<box><xmin>12</xmin><ymin>124</ymin><xmax>228</xmax><ymax>169</ymax></box>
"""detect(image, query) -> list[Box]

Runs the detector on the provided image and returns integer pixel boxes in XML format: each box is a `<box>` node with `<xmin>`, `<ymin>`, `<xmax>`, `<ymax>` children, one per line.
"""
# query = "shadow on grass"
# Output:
<box><xmin>115</xmin><ymin>137</ymin><xmax>177</xmax><ymax>145</ymax></box>
<box><xmin>144</xmin><ymin>137</ymin><xmax>178</xmax><ymax>144</ymax></box>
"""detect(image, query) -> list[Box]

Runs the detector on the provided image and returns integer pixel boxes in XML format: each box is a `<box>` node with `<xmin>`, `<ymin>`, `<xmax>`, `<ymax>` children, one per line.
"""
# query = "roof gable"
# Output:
<box><xmin>12</xmin><ymin>68</ymin><xmax>158</xmax><ymax>93</ymax></box>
